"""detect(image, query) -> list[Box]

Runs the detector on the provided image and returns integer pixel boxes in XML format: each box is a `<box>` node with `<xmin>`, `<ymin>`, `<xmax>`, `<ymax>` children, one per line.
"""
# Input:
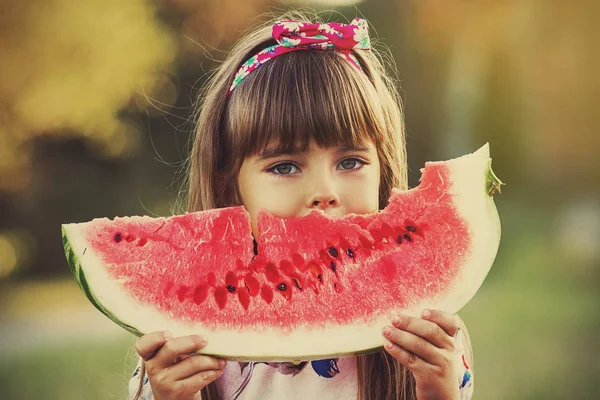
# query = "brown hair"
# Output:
<box><xmin>135</xmin><ymin>10</ymin><xmax>427</xmax><ymax>400</ymax></box>
<box><xmin>184</xmin><ymin>11</ymin><xmax>407</xmax><ymax>213</ymax></box>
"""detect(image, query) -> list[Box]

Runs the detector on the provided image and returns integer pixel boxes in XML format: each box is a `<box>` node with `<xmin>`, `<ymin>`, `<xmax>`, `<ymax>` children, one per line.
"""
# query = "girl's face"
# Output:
<box><xmin>238</xmin><ymin>139</ymin><xmax>380</xmax><ymax>236</ymax></box>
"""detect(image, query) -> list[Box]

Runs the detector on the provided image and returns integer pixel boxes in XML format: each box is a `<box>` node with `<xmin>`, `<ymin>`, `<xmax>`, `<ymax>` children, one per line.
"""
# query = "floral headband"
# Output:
<box><xmin>228</xmin><ymin>18</ymin><xmax>371</xmax><ymax>94</ymax></box>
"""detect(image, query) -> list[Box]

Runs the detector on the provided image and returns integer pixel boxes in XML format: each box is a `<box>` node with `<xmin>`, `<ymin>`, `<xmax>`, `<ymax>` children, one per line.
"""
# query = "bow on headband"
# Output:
<box><xmin>229</xmin><ymin>18</ymin><xmax>371</xmax><ymax>94</ymax></box>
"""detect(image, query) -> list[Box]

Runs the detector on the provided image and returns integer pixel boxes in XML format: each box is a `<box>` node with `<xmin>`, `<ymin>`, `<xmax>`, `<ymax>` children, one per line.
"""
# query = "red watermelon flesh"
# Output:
<box><xmin>62</xmin><ymin>144</ymin><xmax>502</xmax><ymax>361</ymax></box>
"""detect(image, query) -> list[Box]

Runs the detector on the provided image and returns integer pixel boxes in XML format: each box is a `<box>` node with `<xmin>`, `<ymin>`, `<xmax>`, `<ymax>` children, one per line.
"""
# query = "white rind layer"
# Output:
<box><xmin>62</xmin><ymin>143</ymin><xmax>500</xmax><ymax>361</ymax></box>
<box><xmin>412</xmin><ymin>143</ymin><xmax>500</xmax><ymax>314</ymax></box>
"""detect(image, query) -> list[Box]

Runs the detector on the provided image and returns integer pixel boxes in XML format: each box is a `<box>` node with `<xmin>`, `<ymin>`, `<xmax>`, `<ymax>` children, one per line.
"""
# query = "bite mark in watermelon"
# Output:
<box><xmin>62</xmin><ymin>144</ymin><xmax>502</xmax><ymax>361</ymax></box>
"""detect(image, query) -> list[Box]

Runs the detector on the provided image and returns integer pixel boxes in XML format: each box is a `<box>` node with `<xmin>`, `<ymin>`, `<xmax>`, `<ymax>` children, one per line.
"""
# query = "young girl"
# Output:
<box><xmin>129</xmin><ymin>11</ymin><xmax>474</xmax><ymax>400</ymax></box>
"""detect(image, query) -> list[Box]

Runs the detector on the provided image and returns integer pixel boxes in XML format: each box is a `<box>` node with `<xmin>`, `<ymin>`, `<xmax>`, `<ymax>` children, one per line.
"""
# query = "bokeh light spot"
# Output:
<box><xmin>0</xmin><ymin>234</ymin><xmax>19</xmax><ymax>279</ymax></box>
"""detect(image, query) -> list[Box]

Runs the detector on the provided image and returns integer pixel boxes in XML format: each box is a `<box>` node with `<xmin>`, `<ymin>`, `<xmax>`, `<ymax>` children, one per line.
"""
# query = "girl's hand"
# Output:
<box><xmin>382</xmin><ymin>310</ymin><xmax>461</xmax><ymax>400</ymax></box>
<box><xmin>135</xmin><ymin>331</ymin><xmax>226</xmax><ymax>400</ymax></box>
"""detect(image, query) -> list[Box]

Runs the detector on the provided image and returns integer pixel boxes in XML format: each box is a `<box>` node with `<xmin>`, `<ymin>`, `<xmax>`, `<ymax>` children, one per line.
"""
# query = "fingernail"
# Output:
<box><xmin>385</xmin><ymin>341</ymin><xmax>394</xmax><ymax>350</ymax></box>
<box><xmin>382</xmin><ymin>326</ymin><xmax>392</xmax><ymax>337</ymax></box>
<box><xmin>163</xmin><ymin>331</ymin><xmax>173</xmax><ymax>341</ymax></box>
<box><xmin>219</xmin><ymin>359</ymin><xmax>227</xmax><ymax>367</ymax></box>
<box><xmin>197</xmin><ymin>335</ymin><xmax>207</xmax><ymax>345</ymax></box>
<box><xmin>422</xmin><ymin>309</ymin><xmax>431</xmax><ymax>319</ymax></box>
<box><xmin>392</xmin><ymin>315</ymin><xmax>402</xmax><ymax>326</ymax></box>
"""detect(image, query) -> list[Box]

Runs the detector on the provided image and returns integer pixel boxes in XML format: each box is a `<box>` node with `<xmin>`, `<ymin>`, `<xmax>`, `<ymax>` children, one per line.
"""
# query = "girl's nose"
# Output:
<box><xmin>305</xmin><ymin>162</ymin><xmax>340</xmax><ymax>211</ymax></box>
<box><xmin>307</xmin><ymin>190</ymin><xmax>340</xmax><ymax>210</ymax></box>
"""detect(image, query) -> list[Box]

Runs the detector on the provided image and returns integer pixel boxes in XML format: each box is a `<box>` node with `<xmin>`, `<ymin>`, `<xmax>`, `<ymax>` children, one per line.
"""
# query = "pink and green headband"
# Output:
<box><xmin>228</xmin><ymin>18</ymin><xmax>371</xmax><ymax>94</ymax></box>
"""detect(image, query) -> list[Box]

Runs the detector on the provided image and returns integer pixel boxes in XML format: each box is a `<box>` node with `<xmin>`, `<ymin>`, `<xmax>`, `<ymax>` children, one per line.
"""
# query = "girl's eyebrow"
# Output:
<box><xmin>257</xmin><ymin>147</ymin><xmax>304</xmax><ymax>161</ymax></box>
<box><xmin>337</xmin><ymin>145</ymin><xmax>370</xmax><ymax>153</ymax></box>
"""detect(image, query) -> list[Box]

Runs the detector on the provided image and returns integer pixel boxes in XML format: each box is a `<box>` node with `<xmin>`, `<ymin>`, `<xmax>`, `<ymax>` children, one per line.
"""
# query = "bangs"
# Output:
<box><xmin>223</xmin><ymin>50</ymin><xmax>385</xmax><ymax>160</ymax></box>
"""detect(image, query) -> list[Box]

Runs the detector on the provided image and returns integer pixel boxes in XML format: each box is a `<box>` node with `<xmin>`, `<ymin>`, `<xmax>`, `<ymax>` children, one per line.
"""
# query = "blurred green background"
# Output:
<box><xmin>1</xmin><ymin>0</ymin><xmax>598</xmax><ymax>399</ymax></box>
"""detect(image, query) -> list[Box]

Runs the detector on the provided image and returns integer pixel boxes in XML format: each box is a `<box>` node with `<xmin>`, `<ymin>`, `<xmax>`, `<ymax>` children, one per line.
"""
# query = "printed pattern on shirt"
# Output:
<box><xmin>455</xmin><ymin>329</ymin><xmax>474</xmax><ymax>399</ymax></box>
<box><xmin>128</xmin><ymin>360</ymin><xmax>153</xmax><ymax>400</ymax></box>
<box><xmin>230</xmin><ymin>358</ymin><xmax>340</xmax><ymax>399</ymax></box>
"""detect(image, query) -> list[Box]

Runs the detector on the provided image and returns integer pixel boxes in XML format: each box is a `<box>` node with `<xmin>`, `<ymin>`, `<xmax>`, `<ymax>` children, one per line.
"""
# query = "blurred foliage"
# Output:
<box><xmin>0</xmin><ymin>0</ymin><xmax>599</xmax><ymax>398</ymax></box>
<box><xmin>0</xmin><ymin>0</ymin><xmax>176</xmax><ymax>191</ymax></box>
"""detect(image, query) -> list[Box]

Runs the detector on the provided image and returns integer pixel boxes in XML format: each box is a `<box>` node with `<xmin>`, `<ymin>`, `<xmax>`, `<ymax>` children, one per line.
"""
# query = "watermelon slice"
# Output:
<box><xmin>62</xmin><ymin>144</ymin><xmax>502</xmax><ymax>361</ymax></box>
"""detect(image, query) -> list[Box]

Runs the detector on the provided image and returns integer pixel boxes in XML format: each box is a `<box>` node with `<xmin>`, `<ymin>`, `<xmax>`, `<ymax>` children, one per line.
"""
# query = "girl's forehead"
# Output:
<box><xmin>258</xmin><ymin>137</ymin><xmax>374</xmax><ymax>156</ymax></box>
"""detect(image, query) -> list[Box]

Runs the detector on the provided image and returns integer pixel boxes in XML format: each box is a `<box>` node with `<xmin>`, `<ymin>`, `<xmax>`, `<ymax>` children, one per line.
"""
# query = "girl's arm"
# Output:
<box><xmin>382</xmin><ymin>310</ymin><xmax>474</xmax><ymax>400</ymax></box>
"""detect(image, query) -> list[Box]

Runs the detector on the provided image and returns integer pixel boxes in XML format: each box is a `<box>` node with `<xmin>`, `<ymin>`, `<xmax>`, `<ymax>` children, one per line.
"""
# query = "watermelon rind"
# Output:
<box><xmin>61</xmin><ymin>144</ymin><xmax>501</xmax><ymax>362</ymax></box>
<box><xmin>62</xmin><ymin>230</ymin><xmax>142</xmax><ymax>337</ymax></box>
<box><xmin>412</xmin><ymin>144</ymin><xmax>501</xmax><ymax>318</ymax></box>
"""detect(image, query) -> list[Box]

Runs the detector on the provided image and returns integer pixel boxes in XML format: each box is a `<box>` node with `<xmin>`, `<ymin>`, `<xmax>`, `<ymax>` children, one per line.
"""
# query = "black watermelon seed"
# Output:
<box><xmin>317</xmin><ymin>274</ymin><xmax>323</xmax><ymax>283</ymax></box>
<box><xmin>330</xmin><ymin>261</ymin><xmax>336</xmax><ymax>273</ymax></box>
<box><xmin>334</xmin><ymin>282</ymin><xmax>343</xmax><ymax>293</ymax></box>
<box><xmin>403</xmin><ymin>234</ymin><xmax>412</xmax><ymax>242</ymax></box>
<box><xmin>397</xmin><ymin>234</ymin><xmax>403</xmax><ymax>244</ymax></box>
<box><xmin>253</xmin><ymin>238</ymin><xmax>258</xmax><ymax>255</ymax></box>
<box><xmin>292</xmin><ymin>278</ymin><xmax>303</xmax><ymax>291</ymax></box>
<box><xmin>328</xmin><ymin>247</ymin><xmax>338</xmax><ymax>257</ymax></box>
<box><xmin>114</xmin><ymin>233</ymin><xmax>122</xmax><ymax>243</ymax></box>
<box><xmin>406</xmin><ymin>226</ymin><xmax>416</xmax><ymax>232</ymax></box>
<box><xmin>346</xmin><ymin>248</ymin><xmax>354</xmax><ymax>258</ymax></box>
<box><xmin>226</xmin><ymin>285</ymin><xmax>236</xmax><ymax>293</ymax></box>
<box><xmin>277</xmin><ymin>283</ymin><xmax>287</xmax><ymax>291</ymax></box>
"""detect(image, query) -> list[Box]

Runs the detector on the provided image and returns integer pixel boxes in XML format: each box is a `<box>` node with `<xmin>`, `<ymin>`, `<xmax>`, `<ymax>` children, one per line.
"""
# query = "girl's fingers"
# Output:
<box><xmin>383</xmin><ymin>339</ymin><xmax>425</xmax><ymax>371</ymax></box>
<box><xmin>150</xmin><ymin>335</ymin><xmax>207</xmax><ymax>370</ymax></box>
<box><xmin>168</xmin><ymin>354</ymin><xmax>227</xmax><ymax>381</ymax></box>
<box><xmin>420</xmin><ymin>309</ymin><xmax>460</xmax><ymax>337</ymax></box>
<box><xmin>135</xmin><ymin>331</ymin><xmax>172</xmax><ymax>361</ymax></box>
<box><xmin>382</xmin><ymin>325</ymin><xmax>440</xmax><ymax>365</ymax></box>
<box><xmin>390</xmin><ymin>313</ymin><xmax>455</xmax><ymax>350</ymax></box>
<box><xmin>173</xmin><ymin>369</ymin><xmax>225</xmax><ymax>397</ymax></box>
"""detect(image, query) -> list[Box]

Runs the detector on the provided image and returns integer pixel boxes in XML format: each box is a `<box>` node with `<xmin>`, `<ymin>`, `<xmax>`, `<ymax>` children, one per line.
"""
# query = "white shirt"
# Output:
<box><xmin>217</xmin><ymin>357</ymin><xmax>358</xmax><ymax>400</ymax></box>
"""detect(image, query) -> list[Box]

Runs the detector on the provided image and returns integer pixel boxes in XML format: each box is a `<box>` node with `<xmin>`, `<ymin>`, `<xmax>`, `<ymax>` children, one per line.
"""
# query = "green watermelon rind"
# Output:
<box><xmin>62</xmin><ymin>227</ymin><xmax>142</xmax><ymax>337</ymax></box>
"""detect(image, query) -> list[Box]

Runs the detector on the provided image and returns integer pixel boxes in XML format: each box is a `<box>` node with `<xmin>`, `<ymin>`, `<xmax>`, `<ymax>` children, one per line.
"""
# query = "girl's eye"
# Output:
<box><xmin>338</xmin><ymin>158</ymin><xmax>365</xmax><ymax>170</ymax></box>
<box><xmin>269</xmin><ymin>163</ymin><xmax>298</xmax><ymax>175</ymax></box>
